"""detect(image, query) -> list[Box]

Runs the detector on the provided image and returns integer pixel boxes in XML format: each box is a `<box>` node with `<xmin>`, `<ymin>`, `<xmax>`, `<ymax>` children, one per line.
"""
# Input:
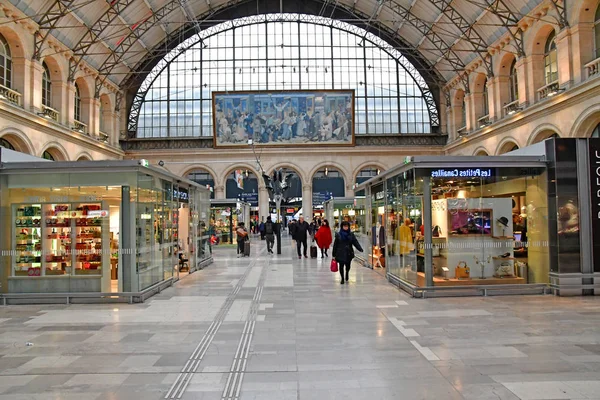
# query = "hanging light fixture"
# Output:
<box><xmin>325</xmin><ymin>168</ymin><xmax>328</xmax><ymax>177</ymax></box>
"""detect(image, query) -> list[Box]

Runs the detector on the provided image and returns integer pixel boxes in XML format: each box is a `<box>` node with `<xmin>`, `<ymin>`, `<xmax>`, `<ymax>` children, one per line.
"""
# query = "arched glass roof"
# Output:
<box><xmin>131</xmin><ymin>14</ymin><xmax>438</xmax><ymax>138</ymax></box>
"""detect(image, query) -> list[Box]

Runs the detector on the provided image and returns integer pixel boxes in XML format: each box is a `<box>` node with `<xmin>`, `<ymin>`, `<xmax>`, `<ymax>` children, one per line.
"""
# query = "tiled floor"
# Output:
<box><xmin>1</xmin><ymin>237</ymin><xmax>600</xmax><ymax>399</ymax></box>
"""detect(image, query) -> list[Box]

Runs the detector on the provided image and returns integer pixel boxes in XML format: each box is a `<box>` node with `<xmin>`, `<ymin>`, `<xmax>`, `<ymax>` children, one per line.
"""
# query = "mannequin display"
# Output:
<box><xmin>398</xmin><ymin>218</ymin><xmax>413</xmax><ymax>255</ymax></box>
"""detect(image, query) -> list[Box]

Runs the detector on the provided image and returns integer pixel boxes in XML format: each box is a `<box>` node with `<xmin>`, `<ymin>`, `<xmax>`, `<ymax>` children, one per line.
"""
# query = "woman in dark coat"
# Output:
<box><xmin>332</xmin><ymin>221</ymin><xmax>364</xmax><ymax>284</ymax></box>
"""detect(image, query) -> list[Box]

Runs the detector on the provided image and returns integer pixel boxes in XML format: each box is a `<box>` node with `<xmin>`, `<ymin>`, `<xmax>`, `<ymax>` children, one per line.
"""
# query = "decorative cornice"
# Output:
<box><xmin>121</xmin><ymin>135</ymin><xmax>448</xmax><ymax>151</ymax></box>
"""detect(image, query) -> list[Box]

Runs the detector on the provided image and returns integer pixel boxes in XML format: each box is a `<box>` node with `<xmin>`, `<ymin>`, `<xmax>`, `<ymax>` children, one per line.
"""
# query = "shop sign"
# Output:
<box><xmin>174</xmin><ymin>188</ymin><xmax>189</xmax><ymax>202</ymax></box>
<box><xmin>430</xmin><ymin>168</ymin><xmax>493</xmax><ymax>178</ymax></box>
<box><xmin>286</xmin><ymin>208</ymin><xmax>295</xmax><ymax>213</ymax></box>
<box><xmin>88</xmin><ymin>210</ymin><xmax>109</xmax><ymax>218</ymax></box>
<box><xmin>375</xmin><ymin>191</ymin><xmax>385</xmax><ymax>200</ymax></box>
<box><xmin>589</xmin><ymin>140</ymin><xmax>600</xmax><ymax>271</ymax></box>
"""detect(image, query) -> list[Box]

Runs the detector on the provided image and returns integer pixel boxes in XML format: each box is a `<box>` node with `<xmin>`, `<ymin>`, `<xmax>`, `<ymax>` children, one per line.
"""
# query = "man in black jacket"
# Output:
<box><xmin>264</xmin><ymin>216</ymin><xmax>275</xmax><ymax>254</ymax></box>
<box><xmin>295</xmin><ymin>216</ymin><xmax>310</xmax><ymax>259</ymax></box>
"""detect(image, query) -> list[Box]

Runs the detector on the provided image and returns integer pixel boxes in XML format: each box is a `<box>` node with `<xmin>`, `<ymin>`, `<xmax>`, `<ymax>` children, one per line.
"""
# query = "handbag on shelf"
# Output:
<box><xmin>330</xmin><ymin>260</ymin><xmax>338</xmax><ymax>273</ymax></box>
<box><xmin>495</xmin><ymin>262</ymin><xmax>515</xmax><ymax>277</ymax></box>
<box><xmin>432</xmin><ymin>244</ymin><xmax>440</xmax><ymax>258</ymax></box>
<box><xmin>455</xmin><ymin>261</ymin><xmax>470</xmax><ymax>279</ymax></box>
<box><xmin>432</xmin><ymin>225</ymin><xmax>442</xmax><ymax>237</ymax></box>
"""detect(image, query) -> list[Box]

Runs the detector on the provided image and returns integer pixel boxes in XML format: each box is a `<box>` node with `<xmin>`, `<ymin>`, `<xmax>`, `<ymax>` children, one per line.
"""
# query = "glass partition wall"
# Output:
<box><xmin>359</xmin><ymin>158</ymin><xmax>549</xmax><ymax>292</ymax></box>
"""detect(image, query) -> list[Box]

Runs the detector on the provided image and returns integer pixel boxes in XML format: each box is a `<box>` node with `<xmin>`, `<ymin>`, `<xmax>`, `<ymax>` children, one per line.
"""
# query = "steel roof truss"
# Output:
<box><xmin>33</xmin><ymin>0</ymin><xmax>78</xmax><ymax>60</ymax></box>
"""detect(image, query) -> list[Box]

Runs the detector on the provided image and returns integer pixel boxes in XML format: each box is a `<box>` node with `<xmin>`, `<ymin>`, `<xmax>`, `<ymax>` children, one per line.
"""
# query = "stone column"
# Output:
<box><xmin>30</xmin><ymin>60</ymin><xmax>44</xmax><ymax>113</ymax></box>
<box><xmin>489</xmin><ymin>75</ymin><xmax>509</xmax><ymax>120</ymax></box>
<box><xmin>52</xmin><ymin>81</ymin><xmax>68</xmax><ymax>125</ymax></box>
<box><xmin>569</xmin><ymin>23</ymin><xmax>594</xmax><ymax>84</ymax></box>
<box><xmin>214</xmin><ymin>185</ymin><xmax>225</xmax><ymax>200</ymax></box>
<box><xmin>464</xmin><ymin>93</ymin><xmax>474</xmax><ymax>132</ymax></box>
<box><xmin>65</xmin><ymin>81</ymin><xmax>76</xmax><ymax>128</ymax></box>
<box><xmin>515</xmin><ymin>56</ymin><xmax>529</xmax><ymax>106</ymax></box>
<box><xmin>487</xmin><ymin>76</ymin><xmax>502</xmax><ymax>121</ymax></box>
<box><xmin>12</xmin><ymin>57</ymin><xmax>31</xmax><ymax>110</ymax></box>
<box><xmin>302</xmin><ymin>184</ymin><xmax>312</xmax><ymax>220</ymax></box>
<box><xmin>345</xmin><ymin>184</ymin><xmax>354</xmax><ymax>199</ymax></box>
<box><xmin>525</xmin><ymin>54</ymin><xmax>544</xmax><ymax>104</ymax></box>
<box><xmin>556</xmin><ymin>28</ymin><xmax>573</xmax><ymax>88</ymax></box>
<box><xmin>258</xmin><ymin>186</ymin><xmax>270</xmax><ymax>221</ymax></box>
<box><xmin>89</xmin><ymin>97</ymin><xmax>101</xmax><ymax>136</ymax></box>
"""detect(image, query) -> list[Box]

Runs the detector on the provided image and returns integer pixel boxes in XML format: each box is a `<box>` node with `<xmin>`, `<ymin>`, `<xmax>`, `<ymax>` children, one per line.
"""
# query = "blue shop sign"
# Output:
<box><xmin>430</xmin><ymin>168</ymin><xmax>493</xmax><ymax>178</ymax></box>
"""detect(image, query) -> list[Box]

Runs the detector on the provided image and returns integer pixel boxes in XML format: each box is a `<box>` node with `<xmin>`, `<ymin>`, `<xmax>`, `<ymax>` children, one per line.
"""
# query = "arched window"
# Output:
<box><xmin>481</xmin><ymin>78</ymin><xmax>489</xmax><ymax>117</ymax></box>
<box><xmin>42</xmin><ymin>62</ymin><xmax>52</xmax><ymax>108</ymax></box>
<box><xmin>74</xmin><ymin>83</ymin><xmax>82</xmax><ymax>122</ymax></box>
<box><xmin>0</xmin><ymin>34</ymin><xmax>12</xmax><ymax>89</ymax></box>
<box><xmin>509</xmin><ymin>59</ymin><xmax>518</xmax><ymax>103</ymax></box>
<box><xmin>544</xmin><ymin>31</ymin><xmax>558</xmax><ymax>85</ymax></box>
<box><xmin>0</xmin><ymin>137</ymin><xmax>14</xmax><ymax>150</ymax></box>
<box><xmin>133</xmin><ymin>14</ymin><xmax>438</xmax><ymax>138</ymax></box>
<box><xmin>595</xmin><ymin>5</ymin><xmax>600</xmax><ymax>59</ymax></box>
<box><xmin>99</xmin><ymin>100</ymin><xmax>106</xmax><ymax>133</ymax></box>
<box><xmin>592</xmin><ymin>123</ymin><xmax>600</xmax><ymax>138</ymax></box>
<box><xmin>42</xmin><ymin>150</ymin><xmax>55</xmax><ymax>161</ymax></box>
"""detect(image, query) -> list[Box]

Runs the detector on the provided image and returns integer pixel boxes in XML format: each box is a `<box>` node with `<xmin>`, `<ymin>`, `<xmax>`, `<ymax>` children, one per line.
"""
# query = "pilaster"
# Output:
<box><xmin>302</xmin><ymin>184</ymin><xmax>312</xmax><ymax>220</ymax></box>
<box><xmin>30</xmin><ymin>60</ymin><xmax>44</xmax><ymax>112</ymax></box>
<box><xmin>12</xmin><ymin>57</ymin><xmax>31</xmax><ymax>110</ymax></box>
<box><xmin>555</xmin><ymin>28</ymin><xmax>574</xmax><ymax>88</ymax></box>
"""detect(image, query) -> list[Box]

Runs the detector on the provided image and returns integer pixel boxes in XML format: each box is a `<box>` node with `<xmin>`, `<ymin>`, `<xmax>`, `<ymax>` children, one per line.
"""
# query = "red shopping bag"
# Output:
<box><xmin>330</xmin><ymin>260</ymin><xmax>338</xmax><ymax>272</ymax></box>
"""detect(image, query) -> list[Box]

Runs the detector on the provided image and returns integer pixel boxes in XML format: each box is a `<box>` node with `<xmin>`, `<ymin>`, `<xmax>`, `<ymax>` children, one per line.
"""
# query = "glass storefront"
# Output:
<box><xmin>323</xmin><ymin>197</ymin><xmax>368</xmax><ymax>262</ymax></box>
<box><xmin>0</xmin><ymin>161</ymin><xmax>212</xmax><ymax>298</ymax></box>
<box><xmin>209</xmin><ymin>200</ymin><xmax>250</xmax><ymax>245</ymax></box>
<box><xmin>357</xmin><ymin>156</ymin><xmax>549</xmax><ymax>293</ymax></box>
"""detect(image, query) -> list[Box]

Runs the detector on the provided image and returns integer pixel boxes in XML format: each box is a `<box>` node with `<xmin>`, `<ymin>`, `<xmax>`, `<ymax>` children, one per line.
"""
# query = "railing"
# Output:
<box><xmin>503</xmin><ymin>100</ymin><xmax>520</xmax><ymax>116</ymax></box>
<box><xmin>585</xmin><ymin>56</ymin><xmax>600</xmax><ymax>79</ymax></box>
<box><xmin>41</xmin><ymin>104</ymin><xmax>59</xmax><ymax>121</ymax></box>
<box><xmin>477</xmin><ymin>114</ymin><xmax>490</xmax><ymax>128</ymax></box>
<box><xmin>98</xmin><ymin>131</ymin><xmax>109</xmax><ymax>143</ymax></box>
<box><xmin>0</xmin><ymin>84</ymin><xmax>21</xmax><ymax>106</ymax></box>
<box><xmin>72</xmin><ymin>120</ymin><xmax>87</xmax><ymax>134</ymax></box>
<box><xmin>457</xmin><ymin>126</ymin><xmax>468</xmax><ymax>137</ymax></box>
<box><xmin>537</xmin><ymin>80</ymin><xmax>560</xmax><ymax>100</ymax></box>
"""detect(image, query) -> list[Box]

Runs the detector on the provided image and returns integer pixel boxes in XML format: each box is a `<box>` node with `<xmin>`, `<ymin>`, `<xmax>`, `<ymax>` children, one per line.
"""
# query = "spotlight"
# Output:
<box><xmin>158</xmin><ymin>160</ymin><xmax>165</xmax><ymax>167</ymax></box>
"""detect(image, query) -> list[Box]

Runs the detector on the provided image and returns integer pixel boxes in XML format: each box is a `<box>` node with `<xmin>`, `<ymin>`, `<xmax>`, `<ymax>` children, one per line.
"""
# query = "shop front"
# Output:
<box><xmin>0</xmin><ymin>160</ymin><xmax>212</xmax><ymax>303</ymax></box>
<box><xmin>323</xmin><ymin>197</ymin><xmax>368</xmax><ymax>258</ymax></box>
<box><xmin>357</xmin><ymin>156</ymin><xmax>550</xmax><ymax>296</ymax></box>
<box><xmin>209</xmin><ymin>200</ymin><xmax>250</xmax><ymax>245</ymax></box>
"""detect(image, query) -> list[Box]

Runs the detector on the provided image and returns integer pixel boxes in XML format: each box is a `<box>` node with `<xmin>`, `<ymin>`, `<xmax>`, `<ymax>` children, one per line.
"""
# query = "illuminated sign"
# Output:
<box><xmin>431</xmin><ymin>168</ymin><xmax>493</xmax><ymax>178</ymax></box>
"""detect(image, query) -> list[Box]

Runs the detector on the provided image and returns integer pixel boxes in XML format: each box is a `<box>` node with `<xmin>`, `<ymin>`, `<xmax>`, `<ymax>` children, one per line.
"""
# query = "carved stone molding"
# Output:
<box><xmin>121</xmin><ymin>135</ymin><xmax>447</xmax><ymax>151</ymax></box>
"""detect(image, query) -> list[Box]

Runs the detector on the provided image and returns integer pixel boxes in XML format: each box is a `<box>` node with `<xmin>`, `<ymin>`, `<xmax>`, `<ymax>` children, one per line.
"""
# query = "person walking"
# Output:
<box><xmin>264</xmin><ymin>216</ymin><xmax>275</xmax><ymax>254</ymax></box>
<box><xmin>315</xmin><ymin>219</ymin><xmax>333</xmax><ymax>258</ymax></box>
<box><xmin>236</xmin><ymin>222</ymin><xmax>248</xmax><ymax>257</ymax></box>
<box><xmin>259</xmin><ymin>218</ymin><xmax>265</xmax><ymax>240</ymax></box>
<box><xmin>332</xmin><ymin>221</ymin><xmax>364</xmax><ymax>284</ymax></box>
<box><xmin>295</xmin><ymin>216</ymin><xmax>310</xmax><ymax>259</ymax></box>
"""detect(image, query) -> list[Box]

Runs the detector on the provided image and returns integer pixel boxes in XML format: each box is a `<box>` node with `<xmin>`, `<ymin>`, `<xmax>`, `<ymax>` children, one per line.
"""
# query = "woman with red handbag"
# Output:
<box><xmin>332</xmin><ymin>221</ymin><xmax>364</xmax><ymax>284</ymax></box>
<box><xmin>314</xmin><ymin>219</ymin><xmax>333</xmax><ymax>258</ymax></box>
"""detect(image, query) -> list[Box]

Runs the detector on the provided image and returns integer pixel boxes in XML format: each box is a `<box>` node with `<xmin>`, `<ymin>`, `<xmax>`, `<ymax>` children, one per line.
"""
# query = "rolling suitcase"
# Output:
<box><xmin>244</xmin><ymin>241</ymin><xmax>251</xmax><ymax>257</ymax></box>
<box><xmin>310</xmin><ymin>245</ymin><xmax>318</xmax><ymax>259</ymax></box>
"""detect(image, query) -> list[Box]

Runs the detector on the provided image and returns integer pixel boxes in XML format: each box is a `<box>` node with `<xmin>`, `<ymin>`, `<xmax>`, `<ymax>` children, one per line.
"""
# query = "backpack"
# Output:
<box><xmin>265</xmin><ymin>222</ymin><xmax>274</xmax><ymax>235</ymax></box>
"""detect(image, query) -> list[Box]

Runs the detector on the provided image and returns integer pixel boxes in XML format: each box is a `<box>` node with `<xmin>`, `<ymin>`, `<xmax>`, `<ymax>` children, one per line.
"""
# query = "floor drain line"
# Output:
<box><xmin>221</xmin><ymin>262</ymin><xmax>268</xmax><ymax>400</ymax></box>
<box><xmin>222</xmin><ymin>320</ymin><xmax>256</xmax><ymax>400</ymax></box>
<box><xmin>165</xmin><ymin>257</ymin><xmax>258</xmax><ymax>399</ymax></box>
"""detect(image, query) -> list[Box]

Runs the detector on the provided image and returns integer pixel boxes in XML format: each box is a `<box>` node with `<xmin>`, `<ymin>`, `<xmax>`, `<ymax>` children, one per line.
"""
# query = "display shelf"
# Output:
<box><xmin>492</xmin><ymin>256</ymin><xmax>515</xmax><ymax>260</ymax></box>
<box><xmin>43</xmin><ymin>204</ymin><xmax>73</xmax><ymax>276</ymax></box>
<box><xmin>14</xmin><ymin>205</ymin><xmax>43</xmax><ymax>277</ymax></box>
<box><xmin>492</xmin><ymin>236</ymin><xmax>515</xmax><ymax>239</ymax></box>
<box><xmin>448</xmin><ymin>234</ymin><xmax>493</xmax><ymax>237</ymax></box>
